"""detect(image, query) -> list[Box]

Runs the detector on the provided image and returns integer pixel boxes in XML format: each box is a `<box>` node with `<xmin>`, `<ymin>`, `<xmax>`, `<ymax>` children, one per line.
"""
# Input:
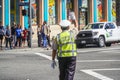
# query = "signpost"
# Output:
<box><xmin>19</xmin><ymin>2</ymin><xmax>29</xmax><ymax>6</ymax></box>
<box><xmin>29</xmin><ymin>0</ymin><xmax>32</xmax><ymax>48</ymax></box>
<box><xmin>19</xmin><ymin>0</ymin><xmax>32</xmax><ymax>48</ymax></box>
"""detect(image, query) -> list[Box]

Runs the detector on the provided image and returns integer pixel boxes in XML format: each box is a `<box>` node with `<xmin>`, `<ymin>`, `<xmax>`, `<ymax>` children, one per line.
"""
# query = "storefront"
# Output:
<box><xmin>10</xmin><ymin>0</ymin><xmax>20</xmax><ymax>24</ymax></box>
<box><xmin>78</xmin><ymin>0</ymin><xmax>88</xmax><ymax>27</ymax></box>
<box><xmin>112</xmin><ymin>0</ymin><xmax>116</xmax><ymax>22</ymax></box>
<box><xmin>48</xmin><ymin>0</ymin><xmax>57</xmax><ymax>25</ymax></box>
<box><xmin>97</xmin><ymin>0</ymin><xmax>104</xmax><ymax>21</ymax></box>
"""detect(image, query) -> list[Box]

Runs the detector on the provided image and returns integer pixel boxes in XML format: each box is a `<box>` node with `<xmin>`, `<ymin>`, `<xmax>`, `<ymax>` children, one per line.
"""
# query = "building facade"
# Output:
<box><xmin>0</xmin><ymin>0</ymin><xmax>118</xmax><ymax>29</ymax></box>
<box><xmin>36</xmin><ymin>0</ymin><xmax>117</xmax><ymax>29</ymax></box>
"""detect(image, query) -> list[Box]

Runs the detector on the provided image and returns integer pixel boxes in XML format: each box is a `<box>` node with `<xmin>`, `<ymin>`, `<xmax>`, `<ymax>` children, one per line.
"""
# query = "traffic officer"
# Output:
<box><xmin>51</xmin><ymin>20</ymin><xmax>77</xmax><ymax>80</ymax></box>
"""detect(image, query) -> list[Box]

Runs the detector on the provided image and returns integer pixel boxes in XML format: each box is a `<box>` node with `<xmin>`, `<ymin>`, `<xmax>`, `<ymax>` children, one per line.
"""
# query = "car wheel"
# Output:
<box><xmin>98</xmin><ymin>36</ymin><xmax>105</xmax><ymax>47</ymax></box>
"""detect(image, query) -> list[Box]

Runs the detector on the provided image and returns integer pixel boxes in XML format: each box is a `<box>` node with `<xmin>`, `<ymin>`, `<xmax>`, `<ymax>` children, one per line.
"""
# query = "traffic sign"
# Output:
<box><xmin>19</xmin><ymin>2</ymin><xmax>29</xmax><ymax>6</ymax></box>
<box><xmin>31</xmin><ymin>0</ymin><xmax>35</xmax><ymax>4</ymax></box>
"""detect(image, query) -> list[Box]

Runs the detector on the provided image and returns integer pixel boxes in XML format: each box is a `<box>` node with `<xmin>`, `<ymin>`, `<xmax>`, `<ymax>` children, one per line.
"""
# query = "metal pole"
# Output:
<box><xmin>29</xmin><ymin>0</ymin><xmax>32</xmax><ymax>47</ymax></box>
<box><xmin>78</xmin><ymin>7</ymin><xmax>80</xmax><ymax>30</ymax></box>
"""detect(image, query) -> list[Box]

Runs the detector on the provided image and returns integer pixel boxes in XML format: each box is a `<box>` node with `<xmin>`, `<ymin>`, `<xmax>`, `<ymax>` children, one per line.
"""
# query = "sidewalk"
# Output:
<box><xmin>0</xmin><ymin>40</ymin><xmax>50</xmax><ymax>52</ymax></box>
<box><xmin>0</xmin><ymin>24</ymin><xmax>77</xmax><ymax>51</ymax></box>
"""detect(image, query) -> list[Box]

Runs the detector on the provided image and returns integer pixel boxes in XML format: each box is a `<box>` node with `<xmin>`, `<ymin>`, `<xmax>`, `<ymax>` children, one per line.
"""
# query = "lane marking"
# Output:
<box><xmin>77</xmin><ymin>60</ymin><xmax>120</xmax><ymax>63</ymax></box>
<box><xmin>35</xmin><ymin>53</ymin><xmax>52</xmax><ymax>60</ymax></box>
<box><xmin>35</xmin><ymin>53</ymin><xmax>57</xmax><ymax>61</ymax></box>
<box><xmin>81</xmin><ymin>70</ymin><xmax>113</xmax><ymax>80</ymax></box>
<box><xmin>81</xmin><ymin>68</ymin><xmax>120</xmax><ymax>80</ymax></box>
<box><xmin>77</xmin><ymin>47</ymin><xmax>120</xmax><ymax>53</ymax></box>
<box><xmin>35</xmin><ymin>53</ymin><xmax>120</xmax><ymax>63</ymax></box>
<box><xmin>82</xmin><ymin>68</ymin><xmax>120</xmax><ymax>71</ymax></box>
<box><xmin>35</xmin><ymin>52</ymin><xmax>119</xmax><ymax>80</ymax></box>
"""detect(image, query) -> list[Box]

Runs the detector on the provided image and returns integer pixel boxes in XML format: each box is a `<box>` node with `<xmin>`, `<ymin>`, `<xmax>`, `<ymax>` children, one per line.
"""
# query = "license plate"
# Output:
<box><xmin>81</xmin><ymin>41</ymin><xmax>86</xmax><ymax>43</ymax></box>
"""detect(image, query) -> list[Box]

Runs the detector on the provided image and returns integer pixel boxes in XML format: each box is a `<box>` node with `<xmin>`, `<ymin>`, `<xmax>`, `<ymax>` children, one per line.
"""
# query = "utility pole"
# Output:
<box><xmin>19</xmin><ymin>0</ymin><xmax>32</xmax><ymax>47</ymax></box>
<box><xmin>29</xmin><ymin>0</ymin><xmax>32</xmax><ymax>48</ymax></box>
<box><xmin>116</xmin><ymin>0</ymin><xmax>120</xmax><ymax>26</ymax></box>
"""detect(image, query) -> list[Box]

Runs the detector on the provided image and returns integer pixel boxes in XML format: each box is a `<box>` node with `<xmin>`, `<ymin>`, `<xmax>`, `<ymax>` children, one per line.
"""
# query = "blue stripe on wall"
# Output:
<box><xmin>62</xmin><ymin>0</ymin><xmax>67</xmax><ymax>20</ymax></box>
<box><xmin>108</xmin><ymin>0</ymin><xmax>112</xmax><ymax>21</ymax></box>
<box><xmin>4</xmin><ymin>0</ymin><xmax>10</xmax><ymax>27</ymax></box>
<box><xmin>24</xmin><ymin>0</ymin><xmax>29</xmax><ymax>29</ymax></box>
<box><xmin>44</xmin><ymin>0</ymin><xmax>48</xmax><ymax>22</ymax></box>
<box><xmin>93</xmin><ymin>0</ymin><xmax>98</xmax><ymax>22</ymax></box>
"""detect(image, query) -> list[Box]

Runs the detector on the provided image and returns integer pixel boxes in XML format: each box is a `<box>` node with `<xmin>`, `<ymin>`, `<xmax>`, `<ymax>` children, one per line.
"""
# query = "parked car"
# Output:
<box><xmin>76</xmin><ymin>22</ymin><xmax>120</xmax><ymax>48</ymax></box>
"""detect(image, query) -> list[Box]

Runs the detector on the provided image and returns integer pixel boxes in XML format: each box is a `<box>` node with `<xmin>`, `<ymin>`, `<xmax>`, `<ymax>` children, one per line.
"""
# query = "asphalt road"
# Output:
<box><xmin>0</xmin><ymin>44</ymin><xmax>120</xmax><ymax>80</ymax></box>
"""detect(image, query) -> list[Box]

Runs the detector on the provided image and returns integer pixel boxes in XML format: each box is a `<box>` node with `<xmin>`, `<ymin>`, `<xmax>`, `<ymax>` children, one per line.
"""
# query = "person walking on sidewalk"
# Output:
<box><xmin>51</xmin><ymin>20</ymin><xmax>77</xmax><ymax>80</ymax></box>
<box><xmin>41</xmin><ymin>21</ymin><xmax>48</xmax><ymax>48</ymax></box>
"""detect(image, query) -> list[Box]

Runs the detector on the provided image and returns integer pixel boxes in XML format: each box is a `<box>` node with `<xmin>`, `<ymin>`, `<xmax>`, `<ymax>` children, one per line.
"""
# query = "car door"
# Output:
<box><xmin>110</xmin><ymin>23</ymin><xmax>118</xmax><ymax>41</ymax></box>
<box><xmin>104</xmin><ymin>23</ymin><xmax>116</xmax><ymax>41</ymax></box>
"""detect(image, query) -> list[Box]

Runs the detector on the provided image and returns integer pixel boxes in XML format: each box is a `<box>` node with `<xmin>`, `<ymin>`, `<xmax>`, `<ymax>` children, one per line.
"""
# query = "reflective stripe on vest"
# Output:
<box><xmin>57</xmin><ymin>31</ymin><xmax>77</xmax><ymax>57</ymax></box>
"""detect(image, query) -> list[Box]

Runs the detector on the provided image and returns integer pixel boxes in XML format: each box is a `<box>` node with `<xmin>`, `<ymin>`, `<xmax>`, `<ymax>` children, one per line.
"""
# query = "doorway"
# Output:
<box><xmin>79</xmin><ymin>7</ymin><xmax>88</xmax><ymax>27</ymax></box>
<box><xmin>78</xmin><ymin>0</ymin><xmax>88</xmax><ymax>30</ymax></box>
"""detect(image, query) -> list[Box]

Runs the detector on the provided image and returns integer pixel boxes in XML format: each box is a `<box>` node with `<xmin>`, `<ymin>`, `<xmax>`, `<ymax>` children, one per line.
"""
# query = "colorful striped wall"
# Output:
<box><xmin>44</xmin><ymin>0</ymin><xmax>48</xmax><ymax>22</ymax></box>
<box><xmin>4</xmin><ymin>0</ymin><xmax>10</xmax><ymax>27</ymax></box>
<box><xmin>24</xmin><ymin>0</ymin><xmax>29</xmax><ymax>29</ymax></box>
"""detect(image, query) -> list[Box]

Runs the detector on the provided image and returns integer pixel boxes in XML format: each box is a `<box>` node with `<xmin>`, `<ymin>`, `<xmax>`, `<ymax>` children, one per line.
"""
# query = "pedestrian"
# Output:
<box><xmin>0</xmin><ymin>21</ymin><xmax>5</xmax><ymax>50</ymax></box>
<box><xmin>5</xmin><ymin>26</ymin><xmax>12</xmax><ymax>49</ymax></box>
<box><xmin>11</xmin><ymin>22</ymin><xmax>17</xmax><ymax>48</ymax></box>
<box><xmin>37</xmin><ymin>25</ymin><xmax>42</xmax><ymax>47</ymax></box>
<box><xmin>46</xmin><ymin>24</ymin><xmax>51</xmax><ymax>48</ymax></box>
<box><xmin>51</xmin><ymin>20</ymin><xmax>77</xmax><ymax>80</ymax></box>
<box><xmin>15</xmin><ymin>24</ymin><xmax>22</xmax><ymax>47</ymax></box>
<box><xmin>22</xmin><ymin>28</ymin><xmax>28</xmax><ymax>47</ymax></box>
<box><xmin>41</xmin><ymin>21</ymin><xmax>48</xmax><ymax>48</ymax></box>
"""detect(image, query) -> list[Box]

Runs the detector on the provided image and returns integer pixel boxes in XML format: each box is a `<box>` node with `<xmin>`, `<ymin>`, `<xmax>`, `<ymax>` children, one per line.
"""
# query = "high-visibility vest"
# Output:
<box><xmin>56</xmin><ymin>31</ymin><xmax>77</xmax><ymax>57</ymax></box>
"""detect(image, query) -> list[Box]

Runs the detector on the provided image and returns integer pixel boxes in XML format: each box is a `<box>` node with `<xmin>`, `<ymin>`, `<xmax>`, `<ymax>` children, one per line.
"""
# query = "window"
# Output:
<box><xmin>112</xmin><ymin>0</ymin><xmax>116</xmax><ymax>22</ymax></box>
<box><xmin>105</xmin><ymin>23</ymin><xmax>115</xmax><ymax>29</ymax></box>
<box><xmin>97</xmin><ymin>0</ymin><xmax>104</xmax><ymax>21</ymax></box>
<box><xmin>11</xmin><ymin>0</ymin><xmax>15</xmax><ymax>10</ymax></box>
<box><xmin>84</xmin><ymin>23</ymin><xmax>104</xmax><ymax>30</ymax></box>
<box><xmin>109</xmin><ymin>23</ymin><xmax>115</xmax><ymax>29</ymax></box>
<box><xmin>48</xmin><ymin>0</ymin><xmax>56</xmax><ymax>25</ymax></box>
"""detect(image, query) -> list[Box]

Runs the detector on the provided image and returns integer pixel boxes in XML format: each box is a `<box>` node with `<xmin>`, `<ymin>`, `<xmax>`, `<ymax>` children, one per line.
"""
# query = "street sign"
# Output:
<box><xmin>19</xmin><ymin>2</ymin><xmax>29</xmax><ymax>6</ymax></box>
<box><xmin>31</xmin><ymin>0</ymin><xmax>35</xmax><ymax>4</ymax></box>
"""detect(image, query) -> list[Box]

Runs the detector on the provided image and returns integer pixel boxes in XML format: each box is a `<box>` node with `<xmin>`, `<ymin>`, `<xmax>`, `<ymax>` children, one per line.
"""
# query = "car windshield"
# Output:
<box><xmin>83</xmin><ymin>23</ymin><xmax>104</xmax><ymax>30</ymax></box>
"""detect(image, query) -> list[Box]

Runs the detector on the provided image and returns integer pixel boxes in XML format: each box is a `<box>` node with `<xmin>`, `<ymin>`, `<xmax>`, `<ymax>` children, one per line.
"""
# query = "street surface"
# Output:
<box><xmin>0</xmin><ymin>44</ymin><xmax>120</xmax><ymax>80</ymax></box>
